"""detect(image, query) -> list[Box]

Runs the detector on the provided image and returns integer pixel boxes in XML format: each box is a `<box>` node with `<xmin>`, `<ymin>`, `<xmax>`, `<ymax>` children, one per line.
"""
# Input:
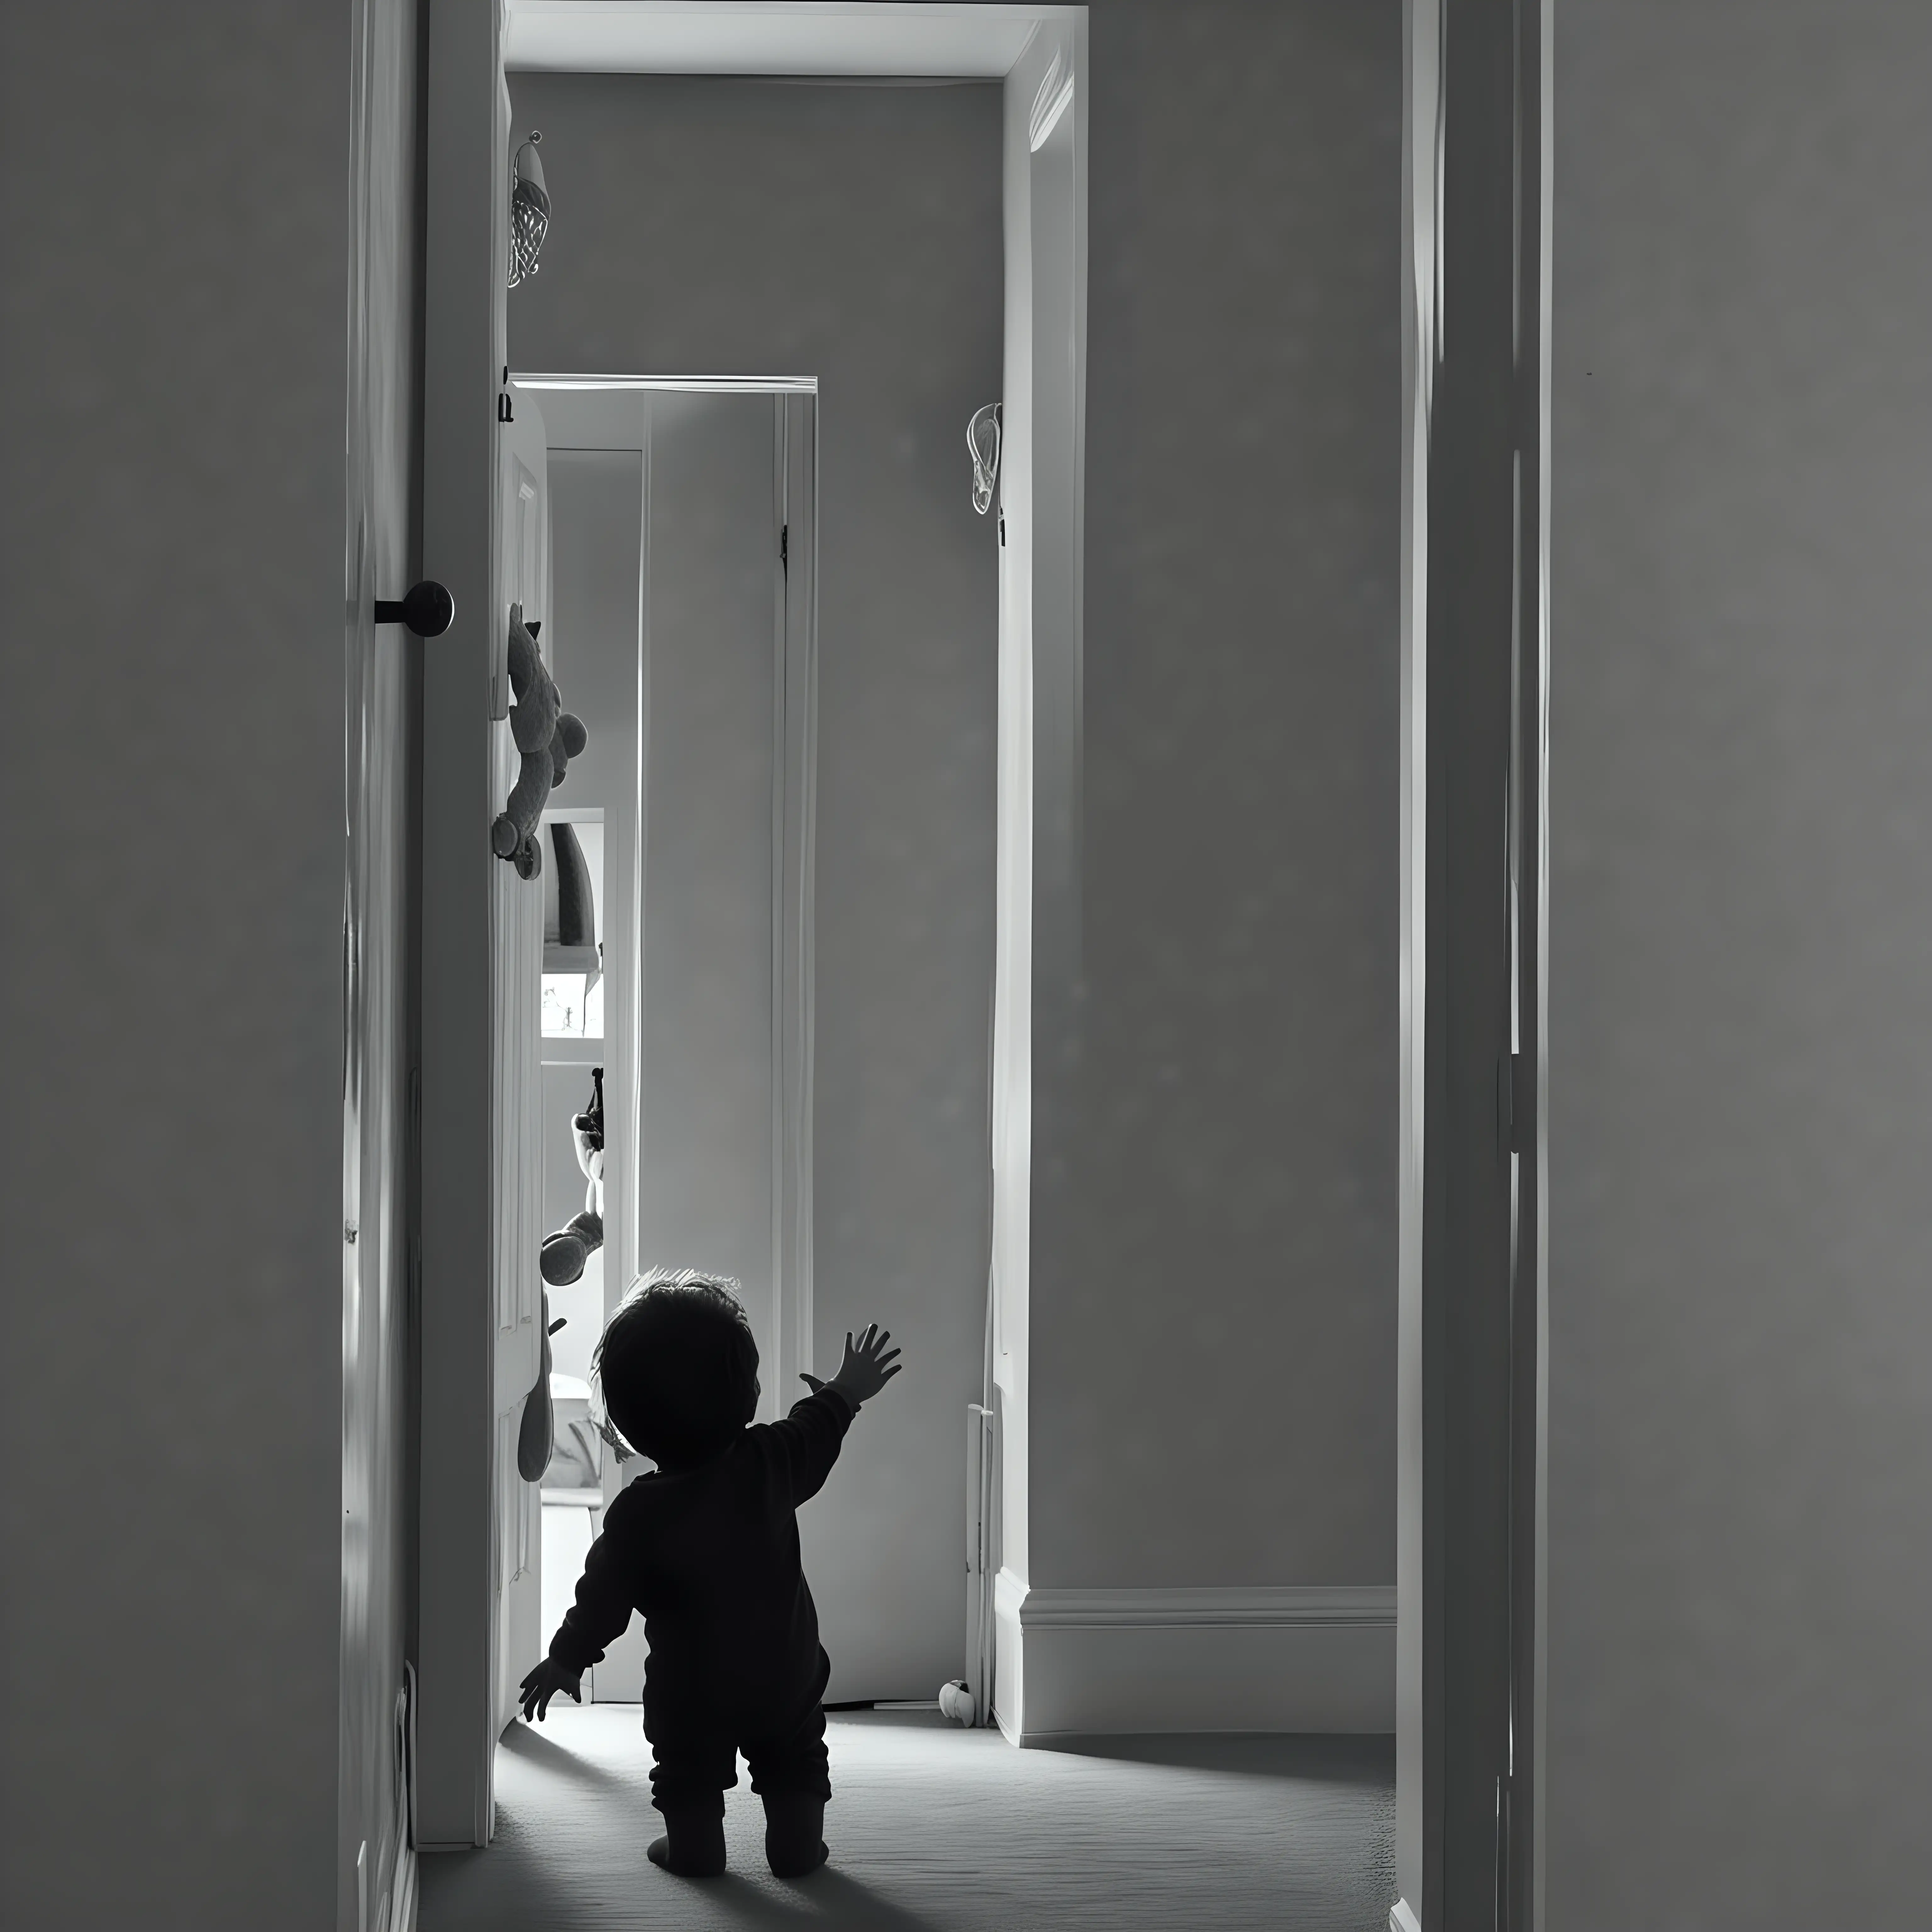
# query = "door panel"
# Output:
<box><xmin>415</xmin><ymin>0</ymin><xmax>512</xmax><ymax>1847</ymax></box>
<box><xmin>490</xmin><ymin>394</ymin><xmax>549</xmax><ymax>1737</ymax></box>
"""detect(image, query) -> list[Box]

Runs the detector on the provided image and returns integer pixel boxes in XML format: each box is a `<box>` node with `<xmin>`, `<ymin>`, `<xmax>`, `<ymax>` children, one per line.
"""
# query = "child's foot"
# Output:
<box><xmin>763</xmin><ymin>1794</ymin><xmax>828</xmax><ymax>1878</ymax></box>
<box><xmin>769</xmin><ymin>1839</ymin><xmax>828</xmax><ymax>1879</ymax></box>
<box><xmin>647</xmin><ymin>1812</ymin><xmax>726</xmax><ymax>1878</ymax></box>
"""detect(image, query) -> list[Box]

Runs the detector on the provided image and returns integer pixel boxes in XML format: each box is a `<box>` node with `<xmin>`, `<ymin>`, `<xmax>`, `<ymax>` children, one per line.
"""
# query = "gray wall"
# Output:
<box><xmin>505</xmin><ymin>76</ymin><xmax>1002</xmax><ymax>1697</ymax></box>
<box><xmin>1028</xmin><ymin>3</ymin><xmax>1402</xmax><ymax>1588</ymax></box>
<box><xmin>1549</xmin><ymin>4</ymin><xmax>1932</xmax><ymax>1921</ymax></box>
<box><xmin>0</xmin><ymin>4</ymin><xmax>391</xmax><ymax>1927</ymax></box>
<box><xmin>634</xmin><ymin>398</ymin><xmax>780</xmax><ymax>1370</ymax></box>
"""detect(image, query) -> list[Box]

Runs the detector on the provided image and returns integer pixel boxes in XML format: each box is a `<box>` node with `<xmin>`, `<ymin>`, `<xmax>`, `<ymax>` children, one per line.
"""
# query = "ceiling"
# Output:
<box><xmin>502</xmin><ymin>3</ymin><xmax>1057</xmax><ymax>78</ymax></box>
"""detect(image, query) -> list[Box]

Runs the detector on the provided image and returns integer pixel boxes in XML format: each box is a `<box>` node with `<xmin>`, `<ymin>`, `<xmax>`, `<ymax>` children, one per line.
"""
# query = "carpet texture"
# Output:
<box><xmin>418</xmin><ymin>1706</ymin><xmax>1396</xmax><ymax>1931</ymax></box>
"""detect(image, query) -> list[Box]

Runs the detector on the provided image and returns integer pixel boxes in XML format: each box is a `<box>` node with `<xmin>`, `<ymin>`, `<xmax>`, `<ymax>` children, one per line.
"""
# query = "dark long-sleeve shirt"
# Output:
<box><xmin>547</xmin><ymin>1386</ymin><xmax>856</xmax><ymax>1725</ymax></box>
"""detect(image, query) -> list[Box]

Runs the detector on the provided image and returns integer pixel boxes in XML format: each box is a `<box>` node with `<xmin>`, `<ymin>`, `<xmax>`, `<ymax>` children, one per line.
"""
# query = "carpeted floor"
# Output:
<box><xmin>418</xmin><ymin>1706</ymin><xmax>1396</xmax><ymax>1931</ymax></box>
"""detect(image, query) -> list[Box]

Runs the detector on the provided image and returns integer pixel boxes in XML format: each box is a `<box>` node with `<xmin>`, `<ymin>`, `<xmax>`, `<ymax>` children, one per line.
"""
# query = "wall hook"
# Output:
<box><xmin>969</xmin><ymin>402</ymin><xmax>1002</xmax><ymax>515</ymax></box>
<box><xmin>375</xmin><ymin>580</ymin><xmax>455</xmax><ymax>637</ymax></box>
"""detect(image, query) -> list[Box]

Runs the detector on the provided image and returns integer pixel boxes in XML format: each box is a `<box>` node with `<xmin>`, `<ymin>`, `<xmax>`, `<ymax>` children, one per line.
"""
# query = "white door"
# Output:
<box><xmin>583</xmin><ymin>390</ymin><xmax>816</xmax><ymax>1704</ymax></box>
<box><xmin>491</xmin><ymin>391</ymin><xmax>549</xmax><ymax>1736</ymax></box>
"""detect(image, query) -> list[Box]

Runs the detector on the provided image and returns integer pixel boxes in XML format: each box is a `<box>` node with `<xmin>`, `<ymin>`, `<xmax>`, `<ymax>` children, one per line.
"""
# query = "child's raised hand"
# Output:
<box><xmin>518</xmin><ymin>1655</ymin><xmax>582</xmax><ymax>1723</ymax></box>
<box><xmin>801</xmin><ymin>1323</ymin><xmax>902</xmax><ymax>1407</ymax></box>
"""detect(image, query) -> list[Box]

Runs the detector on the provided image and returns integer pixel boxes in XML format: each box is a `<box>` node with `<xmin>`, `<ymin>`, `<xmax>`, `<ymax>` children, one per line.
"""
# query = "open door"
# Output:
<box><xmin>416</xmin><ymin>0</ymin><xmax>525</xmax><ymax>1848</ymax></box>
<box><xmin>490</xmin><ymin>393</ymin><xmax>549</xmax><ymax>1738</ymax></box>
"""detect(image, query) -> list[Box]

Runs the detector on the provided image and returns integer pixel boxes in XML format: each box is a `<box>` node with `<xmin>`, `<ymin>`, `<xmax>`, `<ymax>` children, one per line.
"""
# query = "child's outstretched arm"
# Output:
<box><xmin>763</xmin><ymin>1323</ymin><xmax>903</xmax><ymax>1505</ymax></box>
<box><xmin>799</xmin><ymin>1324</ymin><xmax>902</xmax><ymax>1407</ymax></box>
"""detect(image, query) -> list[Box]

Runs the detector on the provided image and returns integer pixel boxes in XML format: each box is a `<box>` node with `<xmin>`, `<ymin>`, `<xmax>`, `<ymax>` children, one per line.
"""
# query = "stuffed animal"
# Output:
<box><xmin>519</xmin><ymin>1065</ymin><xmax>604</xmax><ymax>1484</ymax></box>
<box><xmin>541</xmin><ymin>1065</ymin><xmax>604</xmax><ymax>1287</ymax></box>
<box><xmin>492</xmin><ymin>603</ymin><xmax>589</xmax><ymax>879</ymax></box>
<box><xmin>516</xmin><ymin>1298</ymin><xmax>570</xmax><ymax>1483</ymax></box>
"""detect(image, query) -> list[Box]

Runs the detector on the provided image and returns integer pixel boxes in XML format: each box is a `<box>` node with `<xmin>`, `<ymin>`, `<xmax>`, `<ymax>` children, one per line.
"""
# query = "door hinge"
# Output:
<box><xmin>1499</xmin><ymin>1052</ymin><xmax>1533</xmax><ymax>1153</ymax></box>
<box><xmin>780</xmin><ymin>522</ymin><xmax>789</xmax><ymax>575</ymax></box>
<box><xmin>406</xmin><ymin>1066</ymin><xmax>423</xmax><ymax>1304</ymax></box>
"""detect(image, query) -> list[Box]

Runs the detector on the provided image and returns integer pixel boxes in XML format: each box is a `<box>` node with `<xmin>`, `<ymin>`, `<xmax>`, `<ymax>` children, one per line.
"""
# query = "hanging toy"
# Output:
<box><xmin>519</xmin><ymin>1066</ymin><xmax>605</xmax><ymax>1483</ymax></box>
<box><xmin>492</xmin><ymin>603</ymin><xmax>588</xmax><ymax>880</ymax></box>
<box><xmin>516</xmin><ymin>1302</ymin><xmax>570</xmax><ymax>1483</ymax></box>
<box><xmin>541</xmin><ymin>1065</ymin><xmax>604</xmax><ymax>1288</ymax></box>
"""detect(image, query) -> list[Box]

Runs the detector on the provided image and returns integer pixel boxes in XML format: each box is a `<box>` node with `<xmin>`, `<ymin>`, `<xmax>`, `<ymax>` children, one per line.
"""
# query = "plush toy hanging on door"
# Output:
<box><xmin>542</xmin><ymin>1065</ymin><xmax>604</xmax><ymax>1289</ymax></box>
<box><xmin>516</xmin><ymin>1300</ymin><xmax>571</xmax><ymax>1483</ymax></box>
<box><xmin>517</xmin><ymin>1067</ymin><xmax>605</xmax><ymax>1484</ymax></box>
<box><xmin>493</xmin><ymin>603</ymin><xmax>588</xmax><ymax>879</ymax></box>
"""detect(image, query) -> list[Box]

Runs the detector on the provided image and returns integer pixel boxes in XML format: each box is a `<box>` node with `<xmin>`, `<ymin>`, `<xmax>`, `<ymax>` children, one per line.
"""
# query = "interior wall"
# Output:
<box><xmin>1548</xmin><ymin>5</ymin><xmax>1932</xmax><ymax>1922</ymax></box>
<box><xmin>505</xmin><ymin>75</ymin><xmax>1003</xmax><ymax>1700</ymax></box>
<box><xmin>1027</xmin><ymin>2</ymin><xmax>1403</xmax><ymax>1590</ymax></box>
<box><xmin>633</xmin><ymin>397</ymin><xmax>780</xmax><ymax>1382</ymax></box>
<box><xmin>0</xmin><ymin>6</ymin><xmax>363</xmax><ymax>1928</ymax></box>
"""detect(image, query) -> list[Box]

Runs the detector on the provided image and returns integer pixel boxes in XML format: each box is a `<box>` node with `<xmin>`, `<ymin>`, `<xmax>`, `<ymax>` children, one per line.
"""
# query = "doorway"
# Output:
<box><xmin>499</xmin><ymin>36</ymin><xmax>1022</xmax><ymax>1725</ymax></box>
<box><xmin>399</xmin><ymin>5</ymin><xmax>1554</xmax><ymax>1929</ymax></box>
<box><xmin>512</xmin><ymin>378</ymin><xmax>820</xmax><ymax>1704</ymax></box>
<box><xmin>417</xmin><ymin>0</ymin><xmax>1083</xmax><ymax>1847</ymax></box>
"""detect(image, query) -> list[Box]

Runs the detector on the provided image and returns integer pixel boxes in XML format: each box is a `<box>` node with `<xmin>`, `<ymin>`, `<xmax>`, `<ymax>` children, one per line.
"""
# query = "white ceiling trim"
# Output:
<box><xmin>503</xmin><ymin>3</ymin><xmax>1065</xmax><ymax>78</ymax></box>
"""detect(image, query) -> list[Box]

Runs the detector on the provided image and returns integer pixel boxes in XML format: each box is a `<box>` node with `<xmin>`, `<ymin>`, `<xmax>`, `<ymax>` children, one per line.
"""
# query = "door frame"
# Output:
<box><xmin>1394</xmin><ymin>1</ymin><xmax>1552</xmax><ymax>1927</ymax></box>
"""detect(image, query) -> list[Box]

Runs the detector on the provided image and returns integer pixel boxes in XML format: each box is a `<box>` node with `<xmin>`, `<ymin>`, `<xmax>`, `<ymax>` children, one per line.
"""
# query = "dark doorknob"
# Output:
<box><xmin>375</xmin><ymin>580</ymin><xmax>455</xmax><ymax>637</ymax></box>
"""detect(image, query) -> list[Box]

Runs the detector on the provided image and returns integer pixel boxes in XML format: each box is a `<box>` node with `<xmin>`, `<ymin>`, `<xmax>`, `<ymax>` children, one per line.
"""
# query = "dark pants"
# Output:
<box><xmin>644</xmin><ymin>1646</ymin><xmax>833</xmax><ymax>1817</ymax></box>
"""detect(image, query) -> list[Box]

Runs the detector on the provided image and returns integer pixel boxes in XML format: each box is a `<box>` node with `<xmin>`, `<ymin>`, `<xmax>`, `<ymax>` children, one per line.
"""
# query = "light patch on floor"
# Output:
<box><xmin>418</xmin><ymin>1706</ymin><xmax>1395</xmax><ymax>1931</ymax></box>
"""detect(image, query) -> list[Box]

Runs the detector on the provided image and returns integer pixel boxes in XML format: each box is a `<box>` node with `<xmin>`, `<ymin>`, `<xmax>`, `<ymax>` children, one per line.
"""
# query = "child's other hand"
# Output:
<box><xmin>518</xmin><ymin>1656</ymin><xmax>582</xmax><ymax>1723</ymax></box>
<box><xmin>806</xmin><ymin>1324</ymin><xmax>903</xmax><ymax>1406</ymax></box>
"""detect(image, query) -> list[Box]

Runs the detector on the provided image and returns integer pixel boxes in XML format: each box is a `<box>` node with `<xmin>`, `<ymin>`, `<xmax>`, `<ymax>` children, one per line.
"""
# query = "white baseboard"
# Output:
<box><xmin>1390</xmin><ymin>1898</ymin><xmax>1420</xmax><ymax>1932</ymax></box>
<box><xmin>995</xmin><ymin>1572</ymin><xmax>1397</xmax><ymax>1738</ymax></box>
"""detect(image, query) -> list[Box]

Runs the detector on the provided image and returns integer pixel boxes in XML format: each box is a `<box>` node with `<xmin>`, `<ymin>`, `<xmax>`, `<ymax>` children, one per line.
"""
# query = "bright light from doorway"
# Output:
<box><xmin>541</xmin><ymin>971</ymin><xmax>603</xmax><ymax>1039</ymax></box>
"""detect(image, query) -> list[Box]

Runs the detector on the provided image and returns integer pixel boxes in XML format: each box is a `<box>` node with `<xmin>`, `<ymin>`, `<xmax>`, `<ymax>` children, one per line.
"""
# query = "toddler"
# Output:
<box><xmin>518</xmin><ymin>1269</ymin><xmax>902</xmax><ymax>1879</ymax></box>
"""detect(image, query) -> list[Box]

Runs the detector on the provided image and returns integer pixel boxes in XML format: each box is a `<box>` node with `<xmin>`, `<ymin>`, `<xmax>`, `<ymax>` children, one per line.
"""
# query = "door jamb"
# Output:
<box><xmin>1394</xmin><ymin>1</ymin><xmax>1552</xmax><ymax>1927</ymax></box>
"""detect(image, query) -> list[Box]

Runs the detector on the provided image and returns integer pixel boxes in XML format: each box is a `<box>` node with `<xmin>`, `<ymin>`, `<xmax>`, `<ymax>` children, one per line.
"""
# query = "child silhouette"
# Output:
<box><xmin>519</xmin><ymin>1271</ymin><xmax>902</xmax><ymax>1879</ymax></box>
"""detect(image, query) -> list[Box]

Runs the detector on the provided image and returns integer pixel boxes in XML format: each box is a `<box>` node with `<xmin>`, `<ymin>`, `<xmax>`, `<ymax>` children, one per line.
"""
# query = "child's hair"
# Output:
<box><xmin>592</xmin><ymin>1267</ymin><xmax>759</xmax><ymax>1469</ymax></box>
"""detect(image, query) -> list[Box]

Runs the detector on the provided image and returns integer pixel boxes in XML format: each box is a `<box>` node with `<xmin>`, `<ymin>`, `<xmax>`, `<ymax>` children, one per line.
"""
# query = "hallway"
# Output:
<box><xmin>419</xmin><ymin>1708</ymin><xmax>1395</xmax><ymax>1931</ymax></box>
